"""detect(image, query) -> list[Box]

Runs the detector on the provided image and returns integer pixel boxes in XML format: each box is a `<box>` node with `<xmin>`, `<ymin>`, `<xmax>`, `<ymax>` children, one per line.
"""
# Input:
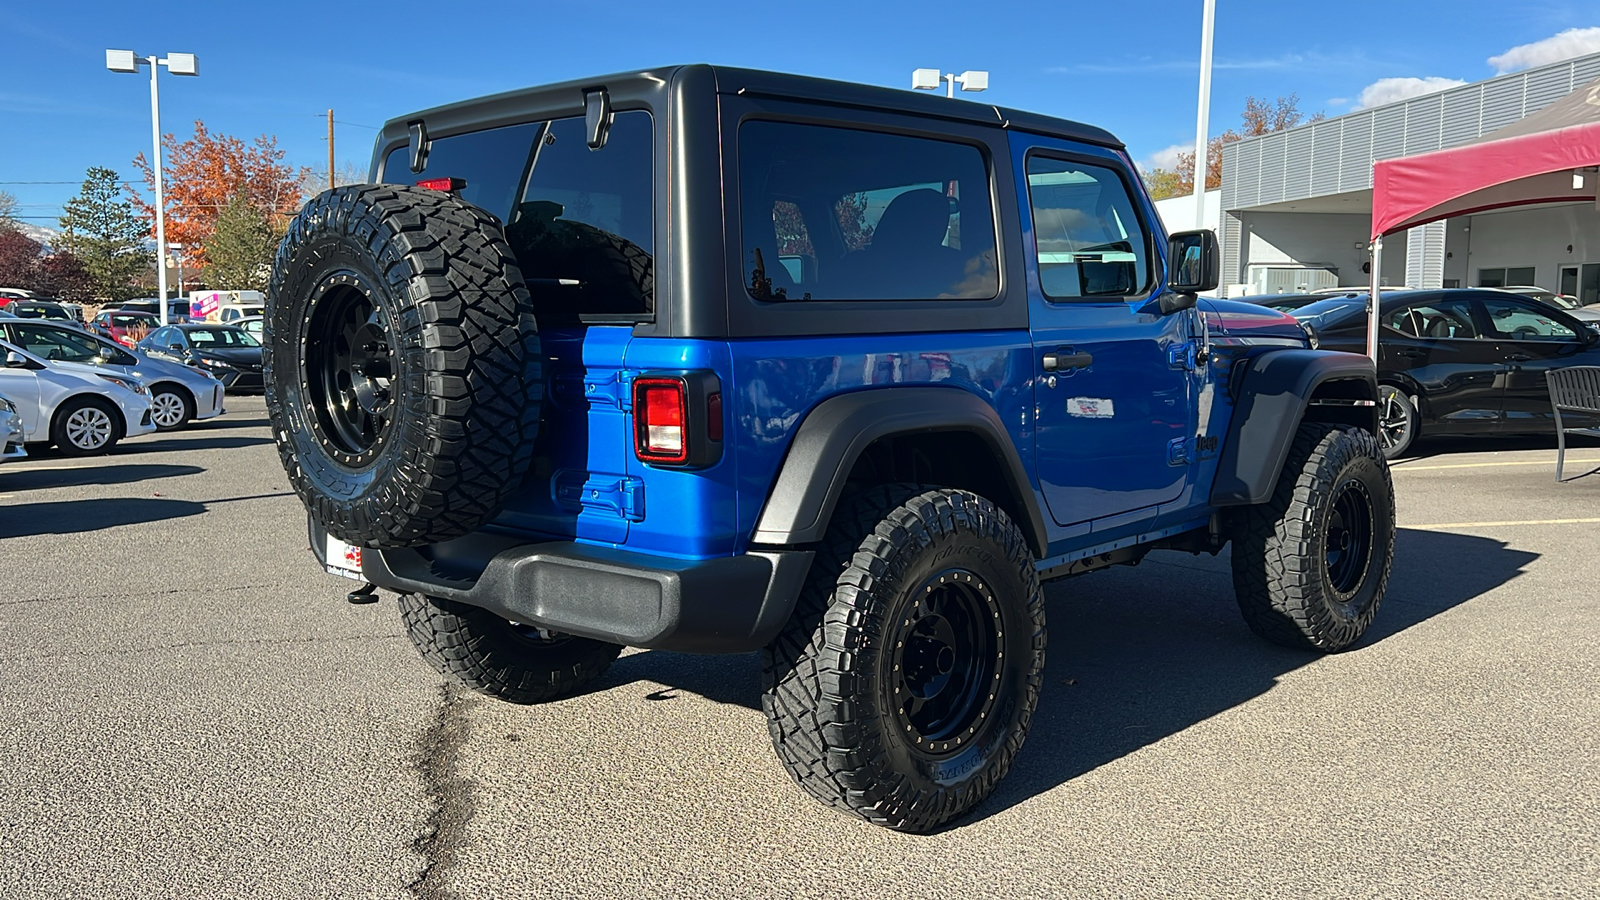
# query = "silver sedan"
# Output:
<box><xmin>0</xmin><ymin>319</ymin><xmax>224</xmax><ymax>431</ymax></box>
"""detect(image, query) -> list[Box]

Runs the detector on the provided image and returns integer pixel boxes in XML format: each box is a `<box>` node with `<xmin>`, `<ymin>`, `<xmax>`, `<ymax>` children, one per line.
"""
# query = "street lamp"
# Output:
<box><xmin>912</xmin><ymin>68</ymin><xmax>989</xmax><ymax>99</ymax></box>
<box><xmin>106</xmin><ymin>49</ymin><xmax>199</xmax><ymax>327</ymax></box>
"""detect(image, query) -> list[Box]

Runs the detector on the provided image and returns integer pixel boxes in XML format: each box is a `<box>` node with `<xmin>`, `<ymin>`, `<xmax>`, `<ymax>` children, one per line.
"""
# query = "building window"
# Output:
<box><xmin>1478</xmin><ymin>267</ymin><xmax>1536</xmax><ymax>288</ymax></box>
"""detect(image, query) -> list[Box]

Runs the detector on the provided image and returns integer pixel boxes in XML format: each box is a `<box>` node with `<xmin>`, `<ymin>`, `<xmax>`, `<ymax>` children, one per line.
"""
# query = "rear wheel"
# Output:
<box><xmin>51</xmin><ymin>397</ymin><xmax>122</xmax><ymax>456</ymax></box>
<box><xmin>1377</xmin><ymin>385</ymin><xmax>1417</xmax><ymax>459</ymax></box>
<box><xmin>149</xmin><ymin>385</ymin><xmax>193</xmax><ymax>431</ymax></box>
<box><xmin>762</xmin><ymin>485</ymin><xmax>1045</xmax><ymax>833</ymax></box>
<box><xmin>399</xmin><ymin>593</ymin><xmax>623</xmax><ymax>704</ymax></box>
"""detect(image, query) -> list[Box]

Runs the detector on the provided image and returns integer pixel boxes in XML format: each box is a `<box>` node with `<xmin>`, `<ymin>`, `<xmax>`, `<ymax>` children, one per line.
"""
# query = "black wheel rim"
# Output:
<box><xmin>302</xmin><ymin>271</ymin><xmax>398</xmax><ymax>468</ymax></box>
<box><xmin>889</xmin><ymin>568</ymin><xmax>1003</xmax><ymax>758</ymax></box>
<box><xmin>1378</xmin><ymin>389</ymin><xmax>1411</xmax><ymax>453</ymax></box>
<box><xmin>1325</xmin><ymin>478</ymin><xmax>1375</xmax><ymax>598</ymax></box>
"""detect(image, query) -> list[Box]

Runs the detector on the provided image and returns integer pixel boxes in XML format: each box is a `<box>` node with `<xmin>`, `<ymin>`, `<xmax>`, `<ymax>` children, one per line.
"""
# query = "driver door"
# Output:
<box><xmin>1018</xmin><ymin>141</ymin><xmax>1193</xmax><ymax>530</ymax></box>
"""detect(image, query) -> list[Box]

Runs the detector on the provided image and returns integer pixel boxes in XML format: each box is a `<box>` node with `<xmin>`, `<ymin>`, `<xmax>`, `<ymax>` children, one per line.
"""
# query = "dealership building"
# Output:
<box><xmin>1210</xmin><ymin>49</ymin><xmax>1600</xmax><ymax>302</ymax></box>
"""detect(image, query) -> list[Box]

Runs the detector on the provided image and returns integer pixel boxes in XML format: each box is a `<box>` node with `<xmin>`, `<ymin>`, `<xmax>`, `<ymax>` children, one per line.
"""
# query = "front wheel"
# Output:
<box><xmin>1231</xmin><ymin>423</ymin><xmax>1395</xmax><ymax>652</ymax></box>
<box><xmin>762</xmin><ymin>485</ymin><xmax>1045</xmax><ymax>833</ymax></box>
<box><xmin>399</xmin><ymin>593</ymin><xmax>622</xmax><ymax>704</ymax></box>
<box><xmin>149</xmin><ymin>385</ymin><xmax>193</xmax><ymax>431</ymax></box>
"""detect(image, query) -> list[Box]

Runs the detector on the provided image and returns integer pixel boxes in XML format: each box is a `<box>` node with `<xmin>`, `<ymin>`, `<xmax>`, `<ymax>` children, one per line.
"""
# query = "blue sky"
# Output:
<box><xmin>3</xmin><ymin>0</ymin><xmax>1597</xmax><ymax>228</ymax></box>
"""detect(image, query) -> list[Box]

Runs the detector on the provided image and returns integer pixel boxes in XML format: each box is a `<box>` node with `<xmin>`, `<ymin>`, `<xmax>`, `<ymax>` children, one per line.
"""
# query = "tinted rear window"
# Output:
<box><xmin>383</xmin><ymin>111</ymin><xmax>655</xmax><ymax>319</ymax></box>
<box><xmin>738</xmin><ymin>120</ymin><xmax>997</xmax><ymax>302</ymax></box>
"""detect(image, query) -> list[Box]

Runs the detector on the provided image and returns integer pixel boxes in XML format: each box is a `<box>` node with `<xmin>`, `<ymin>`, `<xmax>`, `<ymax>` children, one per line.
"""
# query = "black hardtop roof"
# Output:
<box><xmin>382</xmin><ymin>64</ymin><xmax>1124</xmax><ymax>150</ymax></box>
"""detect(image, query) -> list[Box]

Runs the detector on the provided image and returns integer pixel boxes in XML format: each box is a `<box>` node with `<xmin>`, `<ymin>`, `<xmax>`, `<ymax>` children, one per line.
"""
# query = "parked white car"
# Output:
<box><xmin>0</xmin><ymin>319</ymin><xmax>225</xmax><ymax>431</ymax></box>
<box><xmin>0</xmin><ymin>339</ymin><xmax>156</xmax><ymax>455</ymax></box>
<box><xmin>0</xmin><ymin>391</ymin><xmax>24</xmax><ymax>462</ymax></box>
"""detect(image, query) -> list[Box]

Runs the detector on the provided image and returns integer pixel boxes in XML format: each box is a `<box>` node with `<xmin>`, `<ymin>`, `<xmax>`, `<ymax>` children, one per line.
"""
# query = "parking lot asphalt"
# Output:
<box><xmin>2</xmin><ymin>398</ymin><xmax>1597</xmax><ymax>899</ymax></box>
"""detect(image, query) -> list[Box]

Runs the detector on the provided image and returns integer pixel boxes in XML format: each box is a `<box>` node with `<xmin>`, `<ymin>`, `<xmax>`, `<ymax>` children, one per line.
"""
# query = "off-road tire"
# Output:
<box><xmin>265</xmin><ymin>185</ymin><xmax>541</xmax><ymax>549</ymax></box>
<box><xmin>399</xmin><ymin>593</ymin><xmax>623</xmax><ymax>704</ymax></box>
<box><xmin>51</xmin><ymin>396</ymin><xmax>123</xmax><ymax>456</ymax></box>
<box><xmin>1377</xmin><ymin>385</ymin><xmax>1418</xmax><ymax>460</ymax></box>
<box><xmin>761</xmin><ymin>484</ymin><xmax>1046</xmax><ymax>833</ymax></box>
<box><xmin>149</xmin><ymin>384</ymin><xmax>194</xmax><ymax>431</ymax></box>
<box><xmin>1232</xmin><ymin>423</ymin><xmax>1395</xmax><ymax>652</ymax></box>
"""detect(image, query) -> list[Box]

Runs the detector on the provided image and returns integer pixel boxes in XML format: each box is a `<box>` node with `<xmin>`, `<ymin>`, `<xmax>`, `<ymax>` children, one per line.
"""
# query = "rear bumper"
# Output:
<box><xmin>311</xmin><ymin>520</ymin><xmax>813</xmax><ymax>654</ymax></box>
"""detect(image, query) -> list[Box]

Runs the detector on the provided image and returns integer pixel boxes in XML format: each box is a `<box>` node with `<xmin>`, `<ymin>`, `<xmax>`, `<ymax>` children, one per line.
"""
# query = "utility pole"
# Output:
<box><xmin>327</xmin><ymin>109</ymin><xmax>335</xmax><ymax>190</ymax></box>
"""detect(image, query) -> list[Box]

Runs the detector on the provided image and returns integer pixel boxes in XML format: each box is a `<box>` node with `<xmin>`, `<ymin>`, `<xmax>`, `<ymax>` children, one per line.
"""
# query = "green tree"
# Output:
<box><xmin>203</xmin><ymin>190</ymin><xmax>278</xmax><ymax>290</ymax></box>
<box><xmin>56</xmin><ymin>167</ymin><xmax>152</xmax><ymax>300</ymax></box>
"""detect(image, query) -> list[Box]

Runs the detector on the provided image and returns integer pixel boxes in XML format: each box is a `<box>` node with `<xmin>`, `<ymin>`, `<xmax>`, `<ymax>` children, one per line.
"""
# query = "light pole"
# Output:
<box><xmin>106</xmin><ymin>49</ymin><xmax>198</xmax><ymax>327</ymax></box>
<box><xmin>912</xmin><ymin>68</ymin><xmax>989</xmax><ymax>99</ymax></box>
<box><xmin>1191</xmin><ymin>0</ymin><xmax>1216</xmax><ymax>230</ymax></box>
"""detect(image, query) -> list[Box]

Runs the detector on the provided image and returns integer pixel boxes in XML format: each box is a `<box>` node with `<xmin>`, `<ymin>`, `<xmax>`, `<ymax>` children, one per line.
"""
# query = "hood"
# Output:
<box><xmin>125</xmin><ymin>350</ymin><xmax>219</xmax><ymax>386</ymax></box>
<box><xmin>49</xmin><ymin>360</ymin><xmax>145</xmax><ymax>392</ymax></box>
<box><xmin>1201</xmin><ymin>299</ymin><xmax>1312</xmax><ymax>344</ymax></box>
<box><xmin>192</xmin><ymin>346</ymin><xmax>263</xmax><ymax>367</ymax></box>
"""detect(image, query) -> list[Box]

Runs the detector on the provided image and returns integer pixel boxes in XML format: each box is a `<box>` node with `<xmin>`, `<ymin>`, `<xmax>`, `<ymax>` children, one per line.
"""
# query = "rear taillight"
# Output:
<box><xmin>415</xmin><ymin>177</ymin><xmax>465</xmax><ymax>192</ymax></box>
<box><xmin>634</xmin><ymin>378</ymin><xmax>688</xmax><ymax>464</ymax></box>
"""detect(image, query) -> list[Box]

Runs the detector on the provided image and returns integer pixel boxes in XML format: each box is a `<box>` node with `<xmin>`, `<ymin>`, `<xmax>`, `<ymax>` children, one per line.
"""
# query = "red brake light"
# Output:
<box><xmin>415</xmin><ymin>177</ymin><xmax>465</xmax><ymax>192</ymax></box>
<box><xmin>634</xmin><ymin>378</ymin><xmax>688</xmax><ymax>464</ymax></box>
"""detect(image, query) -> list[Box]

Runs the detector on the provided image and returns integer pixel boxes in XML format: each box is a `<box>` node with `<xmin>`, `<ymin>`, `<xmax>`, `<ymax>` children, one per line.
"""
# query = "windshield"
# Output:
<box><xmin>1291</xmin><ymin>296</ymin><xmax>1368</xmax><ymax>331</ymax></box>
<box><xmin>107</xmin><ymin>313</ymin><xmax>158</xmax><ymax>328</ymax></box>
<box><xmin>186</xmin><ymin>327</ymin><xmax>259</xmax><ymax>348</ymax></box>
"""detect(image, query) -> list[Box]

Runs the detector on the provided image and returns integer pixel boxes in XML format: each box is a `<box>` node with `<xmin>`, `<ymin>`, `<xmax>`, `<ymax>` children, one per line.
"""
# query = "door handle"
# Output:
<box><xmin>1042</xmin><ymin>350</ymin><xmax>1093</xmax><ymax>371</ymax></box>
<box><xmin>1507</xmin><ymin>353</ymin><xmax>1533</xmax><ymax>362</ymax></box>
<box><xmin>1395</xmin><ymin>349</ymin><xmax>1426</xmax><ymax>359</ymax></box>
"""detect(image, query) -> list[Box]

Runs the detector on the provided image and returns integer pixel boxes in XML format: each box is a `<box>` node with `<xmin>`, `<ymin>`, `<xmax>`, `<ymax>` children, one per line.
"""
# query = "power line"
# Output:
<box><xmin>0</xmin><ymin>181</ymin><xmax>80</xmax><ymax>185</ymax></box>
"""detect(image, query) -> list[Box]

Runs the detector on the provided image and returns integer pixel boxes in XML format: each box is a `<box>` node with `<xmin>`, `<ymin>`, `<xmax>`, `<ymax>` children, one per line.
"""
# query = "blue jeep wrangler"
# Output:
<box><xmin>265</xmin><ymin>66</ymin><xmax>1394</xmax><ymax>833</ymax></box>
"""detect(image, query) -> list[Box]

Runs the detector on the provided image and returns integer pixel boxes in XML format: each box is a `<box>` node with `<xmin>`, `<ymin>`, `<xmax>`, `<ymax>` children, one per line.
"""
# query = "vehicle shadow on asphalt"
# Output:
<box><xmin>597</xmin><ymin>526</ymin><xmax>1536</xmax><ymax>828</ymax></box>
<box><xmin>1396</xmin><ymin>432</ymin><xmax>1600</xmax><ymax>463</ymax></box>
<box><xmin>0</xmin><ymin>497</ymin><xmax>207</xmax><ymax>538</ymax></box>
<box><xmin>971</xmin><ymin>526</ymin><xmax>1538</xmax><ymax>826</ymax></box>
<box><xmin>2</xmin><ymin>463</ymin><xmax>204</xmax><ymax>492</ymax></box>
<box><xmin>125</xmin><ymin>434</ymin><xmax>273</xmax><ymax>453</ymax></box>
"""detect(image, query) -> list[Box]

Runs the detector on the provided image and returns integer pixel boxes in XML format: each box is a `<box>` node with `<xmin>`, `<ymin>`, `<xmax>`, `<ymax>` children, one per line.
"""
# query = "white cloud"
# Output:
<box><xmin>1489</xmin><ymin>27</ymin><xmax>1600</xmax><ymax>74</ymax></box>
<box><xmin>1353</xmin><ymin>76</ymin><xmax>1468</xmax><ymax>110</ymax></box>
<box><xmin>1138</xmin><ymin>143</ymin><xmax>1190</xmax><ymax>173</ymax></box>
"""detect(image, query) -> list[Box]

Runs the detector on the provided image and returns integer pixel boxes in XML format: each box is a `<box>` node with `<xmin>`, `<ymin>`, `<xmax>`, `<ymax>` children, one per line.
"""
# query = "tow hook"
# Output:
<box><xmin>347</xmin><ymin>583</ymin><xmax>380</xmax><ymax>605</ymax></box>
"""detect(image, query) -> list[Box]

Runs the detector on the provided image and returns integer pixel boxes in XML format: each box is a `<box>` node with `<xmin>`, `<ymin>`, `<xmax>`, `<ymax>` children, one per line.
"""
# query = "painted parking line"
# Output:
<box><xmin>1392</xmin><ymin>458</ymin><xmax>1600</xmax><ymax>472</ymax></box>
<box><xmin>1407</xmin><ymin>516</ymin><xmax>1600</xmax><ymax>530</ymax></box>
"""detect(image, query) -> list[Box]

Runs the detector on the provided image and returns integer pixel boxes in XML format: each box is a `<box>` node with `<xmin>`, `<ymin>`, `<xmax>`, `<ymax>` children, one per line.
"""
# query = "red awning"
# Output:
<box><xmin>1371</xmin><ymin>78</ymin><xmax>1600</xmax><ymax>238</ymax></box>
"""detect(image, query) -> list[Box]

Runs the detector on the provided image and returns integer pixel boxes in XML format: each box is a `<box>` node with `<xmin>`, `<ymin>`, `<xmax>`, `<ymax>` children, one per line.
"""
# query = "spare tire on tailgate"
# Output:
<box><xmin>265</xmin><ymin>185</ymin><xmax>542</xmax><ymax>548</ymax></box>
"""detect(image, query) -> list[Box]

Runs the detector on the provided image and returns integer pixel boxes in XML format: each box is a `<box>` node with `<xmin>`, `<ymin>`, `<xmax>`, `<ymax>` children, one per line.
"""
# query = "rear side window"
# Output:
<box><xmin>383</xmin><ymin>111</ymin><xmax>654</xmax><ymax>318</ymax></box>
<box><xmin>1026</xmin><ymin>156</ymin><xmax>1151</xmax><ymax>300</ymax></box>
<box><xmin>739</xmin><ymin>120</ymin><xmax>997</xmax><ymax>302</ymax></box>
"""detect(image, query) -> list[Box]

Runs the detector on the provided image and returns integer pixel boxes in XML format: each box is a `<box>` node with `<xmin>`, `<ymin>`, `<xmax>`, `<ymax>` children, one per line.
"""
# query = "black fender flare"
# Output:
<box><xmin>749</xmin><ymin>387</ymin><xmax>1049</xmax><ymax>555</ymax></box>
<box><xmin>1211</xmin><ymin>349</ymin><xmax>1378</xmax><ymax>507</ymax></box>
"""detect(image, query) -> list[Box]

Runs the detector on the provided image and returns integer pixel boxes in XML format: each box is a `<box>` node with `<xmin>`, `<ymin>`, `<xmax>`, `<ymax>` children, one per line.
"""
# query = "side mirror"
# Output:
<box><xmin>5</xmin><ymin>350</ymin><xmax>31</xmax><ymax>369</ymax></box>
<box><xmin>168</xmin><ymin>343</ymin><xmax>184</xmax><ymax>351</ymax></box>
<box><xmin>1166</xmin><ymin>229</ymin><xmax>1220</xmax><ymax>296</ymax></box>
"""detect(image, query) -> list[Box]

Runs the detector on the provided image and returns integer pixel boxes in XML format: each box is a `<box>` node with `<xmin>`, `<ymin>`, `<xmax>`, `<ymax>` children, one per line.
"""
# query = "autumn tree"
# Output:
<box><xmin>37</xmin><ymin>252</ymin><xmax>95</xmax><ymax>302</ymax></box>
<box><xmin>57</xmin><ymin>167</ymin><xmax>152</xmax><ymax>301</ymax></box>
<box><xmin>204</xmin><ymin>191</ymin><xmax>278</xmax><ymax>291</ymax></box>
<box><xmin>0</xmin><ymin>229</ymin><xmax>41</xmax><ymax>288</ymax></box>
<box><xmin>1145</xmin><ymin>94</ymin><xmax>1325</xmax><ymax>200</ymax></box>
<box><xmin>129</xmin><ymin>121</ymin><xmax>302</xmax><ymax>271</ymax></box>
